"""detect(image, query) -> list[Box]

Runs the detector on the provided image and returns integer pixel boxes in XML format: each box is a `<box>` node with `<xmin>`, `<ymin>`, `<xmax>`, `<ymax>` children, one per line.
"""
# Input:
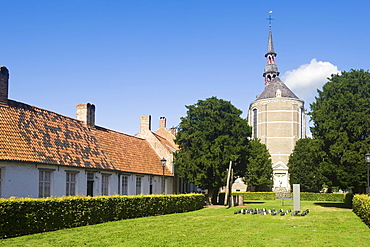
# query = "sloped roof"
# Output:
<box><xmin>0</xmin><ymin>100</ymin><xmax>115</xmax><ymax>170</ymax></box>
<box><xmin>256</xmin><ymin>77</ymin><xmax>299</xmax><ymax>100</ymax></box>
<box><xmin>154</xmin><ymin>127</ymin><xmax>178</xmax><ymax>150</ymax></box>
<box><xmin>0</xmin><ymin>100</ymin><xmax>173</xmax><ymax>176</ymax></box>
<box><xmin>266</xmin><ymin>29</ymin><xmax>276</xmax><ymax>56</ymax></box>
<box><xmin>93</xmin><ymin>127</ymin><xmax>173</xmax><ymax>176</ymax></box>
<box><xmin>153</xmin><ymin>132</ymin><xmax>178</xmax><ymax>153</ymax></box>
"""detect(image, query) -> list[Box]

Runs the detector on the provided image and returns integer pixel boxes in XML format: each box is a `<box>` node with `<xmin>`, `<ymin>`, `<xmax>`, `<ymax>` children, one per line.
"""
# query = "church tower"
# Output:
<box><xmin>248</xmin><ymin>20</ymin><xmax>306</xmax><ymax>193</ymax></box>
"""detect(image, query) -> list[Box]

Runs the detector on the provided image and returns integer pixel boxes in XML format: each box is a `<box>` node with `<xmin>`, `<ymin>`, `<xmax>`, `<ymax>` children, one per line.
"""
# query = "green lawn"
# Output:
<box><xmin>1</xmin><ymin>200</ymin><xmax>369</xmax><ymax>246</ymax></box>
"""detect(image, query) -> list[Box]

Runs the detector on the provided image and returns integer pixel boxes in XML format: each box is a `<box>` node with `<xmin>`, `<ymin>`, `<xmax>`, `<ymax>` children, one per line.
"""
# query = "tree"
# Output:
<box><xmin>310</xmin><ymin>69</ymin><xmax>370</xmax><ymax>192</ymax></box>
<box><xmin>288</xmin><ymin>138</ymin><xmax>325</xmax><ymax>192</ymax></box>
<box><xmin>174</xmin><ymin>97</ymin><xmax>251</xmax><ymax>204</ymax></box>
<box><xmin>244</xmin><ymin>138</ymin><xmax>273</xmax><ymax>191</ymax></box>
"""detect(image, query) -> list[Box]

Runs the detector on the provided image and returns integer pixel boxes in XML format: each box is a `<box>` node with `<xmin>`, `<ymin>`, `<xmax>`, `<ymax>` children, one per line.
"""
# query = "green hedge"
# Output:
<box><xmin>232</xmin><ymin>192</ymin><xmax>276</xmax><ymax>200</ymax></box>
<box><xmin>299</xmin><ymin>192</ymin><xmax>353</xmax><ymax>203</ymax></box>
<box><xmin>352</xmin><ymin>194</ymin><xmax>370</xmax><ymax>227</ymax></box>
<box><xmin>0</xmin><ymin>194</ymin><xmax>205</xmax><ymax>239</ymax></box>
<box><xmin>219</xmin><ymin>192</ymin><xmax>353</xmax><ymax>203</ymax></box>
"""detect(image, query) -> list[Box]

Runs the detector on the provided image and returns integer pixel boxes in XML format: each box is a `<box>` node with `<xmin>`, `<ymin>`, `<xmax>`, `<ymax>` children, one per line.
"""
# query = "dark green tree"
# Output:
<box><xmin>244</xmin><ymin>138</ymin><xmax>273</xmax><ymax>191</ymax></box>
<box><xmin>174</xmin><ymin>97</ymin><xmax>251</xmax><ymax>204</ymax></box>
<box><xmin>288</xmin><ymin>138</ymin><xmax>325</xmax><ymax>192</ymax></box>
<box><xmin>310</xmin><ymin>69</ymin><xmax>370</xmax><ymax>192</ymax></box>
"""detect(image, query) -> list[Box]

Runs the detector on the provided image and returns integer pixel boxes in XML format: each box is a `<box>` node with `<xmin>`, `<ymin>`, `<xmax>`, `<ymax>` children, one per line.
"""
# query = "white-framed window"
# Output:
<box><xmin>39</xmin><ymin>170</ymin><xmax>52</xmax><ymax>198</ymax></box>
<box><xmin>122</xmin><ymin>175</ymin><xmax>129</xmax><ymax>195</ymax></box>
<box><xmin>101</xmin><ymin>174</ymin><xmax>109</xmax><ymax>195</ymax></box>
<box><xmin>300</xmin><ymin>107</ymin><xmax>304</xmax><ymax>138</ymax></box>
<box><xmin>136</xmin><ymin>176</ymin><xmax>142</xmax><ymax>195</ymax></box>
<box><xmin>66</xmin><ymin>172</ymin><xmax>77</xmax><ymax>196</ymax></box>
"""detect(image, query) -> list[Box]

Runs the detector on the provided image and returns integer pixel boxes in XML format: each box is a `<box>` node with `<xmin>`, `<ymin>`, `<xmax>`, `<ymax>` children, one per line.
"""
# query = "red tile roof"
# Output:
<box><xmin>93</xmin><ymin>127</ymin><xmax>172</xmax><ymax>176</ymax></box>
<box><xmin>0</xmin><ymin>100</ymin><xmax>173</xmax><ymax>176</ymax></box>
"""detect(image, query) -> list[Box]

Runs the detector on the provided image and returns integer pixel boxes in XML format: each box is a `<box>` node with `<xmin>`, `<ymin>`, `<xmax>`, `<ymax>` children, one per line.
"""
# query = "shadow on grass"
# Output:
<box><xmin>244</xmin><ymin>201</ymin><xmax>266</xmax><ymax>204</ymax></box>
<box><xmin>314</xmin><ymin>202</ymin><xmax>352</xmax><ymax>209</ymax></box>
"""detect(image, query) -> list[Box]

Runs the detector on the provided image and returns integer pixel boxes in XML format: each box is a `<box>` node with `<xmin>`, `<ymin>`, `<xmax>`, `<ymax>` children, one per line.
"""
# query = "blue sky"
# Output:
<box><xmin>1</xmin><ymin>1</ymin><xmax>369</xmax><ymax>135</ymax></box>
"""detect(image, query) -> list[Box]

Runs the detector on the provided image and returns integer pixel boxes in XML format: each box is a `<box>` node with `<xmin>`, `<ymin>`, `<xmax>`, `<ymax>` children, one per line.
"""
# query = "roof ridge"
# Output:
<box><xmin>8</xmin><ymin>99</ymin><xmax>81</xmax><ymax>124</ymax></box>
<box><xmin>94</xmin><ymin>125</ymin><xmax>143</xmax><ymax>140</ymax></box>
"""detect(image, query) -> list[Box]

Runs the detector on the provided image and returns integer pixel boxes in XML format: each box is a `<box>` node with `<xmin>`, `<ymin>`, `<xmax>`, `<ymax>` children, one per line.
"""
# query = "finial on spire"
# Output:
<box><xmin>266</xmin><ymin>11</ymin><xmax>274</xmax><ymax>29</ymax></box>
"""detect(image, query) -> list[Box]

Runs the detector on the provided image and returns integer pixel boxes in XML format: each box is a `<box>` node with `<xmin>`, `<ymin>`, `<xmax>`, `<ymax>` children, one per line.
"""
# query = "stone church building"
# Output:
<box><xmin>248</xmin><ymin>28</ymin><xmax>306</xmax><ymax>193</ymax></box>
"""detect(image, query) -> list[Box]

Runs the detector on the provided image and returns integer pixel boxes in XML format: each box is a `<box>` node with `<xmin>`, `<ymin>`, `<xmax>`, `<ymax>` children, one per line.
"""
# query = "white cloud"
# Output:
<box><xmin>282</xmin><ymin>59</ymin><xmax>340</xmax><ymax>137</ymax></box>
<box><xmin>282</xmin><ymin>59</ymin><xmax>340</xmax><ymax>105</ymax></box>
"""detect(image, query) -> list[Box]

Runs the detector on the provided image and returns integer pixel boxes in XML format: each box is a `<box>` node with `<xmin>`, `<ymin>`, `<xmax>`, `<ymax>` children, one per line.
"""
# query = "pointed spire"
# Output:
<box><xmin>263</xmin><ymin>12</ymin><xmax>279</xmax><ymax>86</ymax></box>
<box><xmin>266</xmin><ymin>30</ymin><xmax>276</xmax><ymax>57</ymax></box>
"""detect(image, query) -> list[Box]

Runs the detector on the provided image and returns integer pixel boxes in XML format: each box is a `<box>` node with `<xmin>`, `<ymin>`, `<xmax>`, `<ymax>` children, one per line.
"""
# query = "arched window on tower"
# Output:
<box><xmin>267</xmin><ymin>55</ymin><xmax>275</xmax><ymax>64</ymax></box>
<box><xmin>299</xmin><ymin>107</ymin><xmax>304</xmax><ymax>138</ymax></box>
<box><xmin>253</xmin><ymin>108</ymin><xmax>258</xmax><ymax>138</ymax></box>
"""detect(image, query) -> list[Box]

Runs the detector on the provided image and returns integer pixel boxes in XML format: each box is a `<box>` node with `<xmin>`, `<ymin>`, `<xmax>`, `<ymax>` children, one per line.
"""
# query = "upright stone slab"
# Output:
<box><xmin>293</xmin><ymin>184</ymin><xmax>300</xmax><ymax>212</ymax></box>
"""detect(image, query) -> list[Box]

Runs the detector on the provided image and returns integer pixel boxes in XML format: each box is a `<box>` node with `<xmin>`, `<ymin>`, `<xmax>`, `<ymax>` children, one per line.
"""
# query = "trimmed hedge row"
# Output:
<box><xmin>352</xmin><ymin>194</ymin><xmax>370</xmax><ymax>227</ymax></box>
<box><xmin>299</xmin><ymin>192</ymin><xmax>353</xmax><ymax>203</ymax></box>
<box><xmin>0</xmin><ymin>194</ymin><xmax>205</xmax><ymax>239</ymax></box>
<box><xmin>232</xmin><ymin>192</ymin><xmax>276</xmax><ymax>200</ymax></box>
<box><xmin>222</xmin><ymin>192</ymin><xmax>353</xmax><ymax>203</ymax></box>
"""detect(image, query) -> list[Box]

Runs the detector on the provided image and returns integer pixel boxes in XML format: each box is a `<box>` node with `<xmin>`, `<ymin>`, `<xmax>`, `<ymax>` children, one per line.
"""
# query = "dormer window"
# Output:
<box><xmin>276</xmin><ymin>89</ymin><xmax>281</xmax><ymax>97</ymax></box>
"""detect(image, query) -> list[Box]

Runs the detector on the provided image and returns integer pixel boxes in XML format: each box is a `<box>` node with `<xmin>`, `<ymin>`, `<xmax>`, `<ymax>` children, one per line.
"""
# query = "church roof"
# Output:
<box><xmin>266</xmin><ymin>30</ymin><xmax>276</xmax><ymax>57</ymax></box>
<box><xmin>256</xmin><ymin>77</ymin><xmax>299</xmax><ymax>100</ymax></box>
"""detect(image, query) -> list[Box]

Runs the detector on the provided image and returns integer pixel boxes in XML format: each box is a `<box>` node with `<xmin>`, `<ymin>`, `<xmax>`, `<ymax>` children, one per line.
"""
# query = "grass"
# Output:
<box><xmin>1</xmin><ymin>200</ymin><xmax>369</xmax><ymax>246</ymax></box>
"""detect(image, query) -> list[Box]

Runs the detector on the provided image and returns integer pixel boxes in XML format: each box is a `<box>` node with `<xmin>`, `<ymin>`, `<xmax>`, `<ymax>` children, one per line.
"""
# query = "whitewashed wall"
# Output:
<box><xmin>0</xmin><ymin>162</ymin><xmax>174</xmax><ymax>198</ymax></box>
<box><xmin>123</xmin><ymin>174</ymin><xmax>173</xmax><ymax>195</ymax></box>
<box><xmin>0</xmin><ymin>162</ymin><xmax>118</xmax><ymax>198</ymax></box>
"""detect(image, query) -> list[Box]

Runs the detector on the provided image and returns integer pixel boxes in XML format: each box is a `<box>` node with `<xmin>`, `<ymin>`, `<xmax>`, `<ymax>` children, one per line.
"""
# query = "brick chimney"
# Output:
<box><xmin>76</xmin><ymin>103</ymin><xmax>95</xmax><ymax>127</ymax></box>
<box><xmin>0</xmin><ymin>66</ymin><xmax>9</xmax><ymax>105</ymax></box>
<box><xmin>140</xmin><ymin>115</ymin><xmax>151</xmax><ymax>133</ymax></box>
<box><xmin>159</xmin><ymin>116</ymin><xmax>166</xmax><ymax>129</ymax></box>
<box><xmin>170</xmin><ymin>127</ymin><xmax>177</xmax><ymax>136</ymax></box>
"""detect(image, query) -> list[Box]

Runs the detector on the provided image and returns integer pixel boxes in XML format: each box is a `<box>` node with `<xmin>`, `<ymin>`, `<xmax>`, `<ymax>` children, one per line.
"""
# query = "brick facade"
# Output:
<box><xmin>249</xmin><ymin>94</ymin><xmax>306</xmax><ymax>191</ymax></box>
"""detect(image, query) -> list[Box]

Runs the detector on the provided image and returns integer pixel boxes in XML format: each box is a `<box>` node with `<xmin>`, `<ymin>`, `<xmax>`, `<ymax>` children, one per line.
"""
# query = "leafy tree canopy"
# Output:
<box><xmin>244</xmin><ymin>138</ymin><xmax>273</xmax><ymax>191</ymax></box>
<box><xmin>174</xmin><ymin>97</ymin><xmax>251</xmax><ymax>203</ymax></box>
<box><xmin>310</xmin><ymin>69</ymin><xmax>370</xmax><ymax>192</ymax></box>
<box><xmin>288</xmin><ymin>138</ymin><xmax>326</xmax><ymax>192</ymax></box>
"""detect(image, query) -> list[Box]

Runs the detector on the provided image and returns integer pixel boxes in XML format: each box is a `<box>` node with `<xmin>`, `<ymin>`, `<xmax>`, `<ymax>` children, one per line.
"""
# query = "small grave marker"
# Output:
<box><xmin>293</xmin><ymin>184</ymin><xmax>300</xmax><ymax>212</ymax></box>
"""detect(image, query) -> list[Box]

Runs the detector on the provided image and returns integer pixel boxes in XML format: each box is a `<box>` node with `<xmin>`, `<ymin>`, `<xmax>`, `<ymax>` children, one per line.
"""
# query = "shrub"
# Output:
<box><xmin>0</xmin><ymin>194</ymin><xmax>204</xmax><ymax>239</ymax></box>
<box><xmin>299</xmin><ymin>192</ymin><xmax>352</xmax><ymax>202</ymax></box>
<box><xmin>233</xmin><ymin>192</ymin><xmax>276</xmax><ymax>201</ymax></box>
<box><xmin>352</xmin><ymin>194</ymin><xmax>370</xmax><ymax>227</ymax></box>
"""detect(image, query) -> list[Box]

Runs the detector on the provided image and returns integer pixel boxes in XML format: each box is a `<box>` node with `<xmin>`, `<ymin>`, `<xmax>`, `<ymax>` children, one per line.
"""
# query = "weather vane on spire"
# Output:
<box><xmin>266</xmin><ymin>11</ymin><xmax>274</xmax><ymax>29</ymax></box>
